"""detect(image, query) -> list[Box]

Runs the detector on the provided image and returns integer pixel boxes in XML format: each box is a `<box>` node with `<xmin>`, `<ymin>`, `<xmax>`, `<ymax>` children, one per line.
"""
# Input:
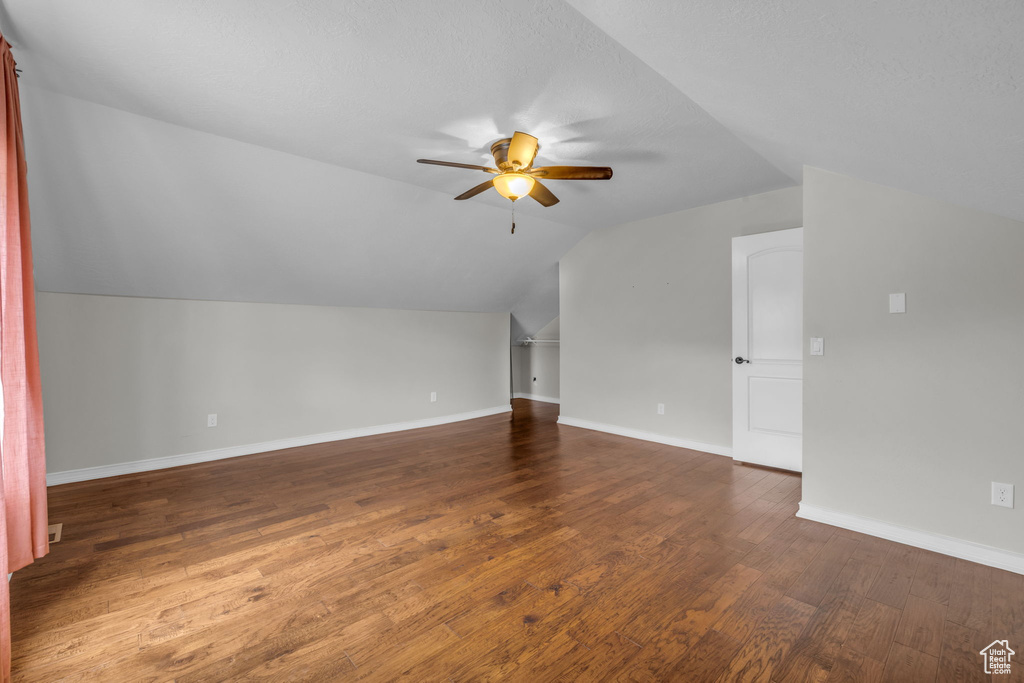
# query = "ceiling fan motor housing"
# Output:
<box><xmin>490</xmin><ymin>136</ymin><xmax>540</xmax><ymax>172</ymax></box>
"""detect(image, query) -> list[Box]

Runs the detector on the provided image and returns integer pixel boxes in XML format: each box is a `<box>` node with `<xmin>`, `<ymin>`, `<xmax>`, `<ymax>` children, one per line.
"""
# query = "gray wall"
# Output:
<box><xmin>803</xmin><ymin>168</ymin><xmax>1024</xmax><ymax>554</ymax></box>
<box><xmin>560</xmin><ymin>187</ymin><xmax>802</xmax><ymax>448</ymax></box>
<box><xmin>37</xmin><ymin>293</ymin><xmax>510</xmax><ymax>474</ymax></box>
<box><xmin>511</xmin><ymin>345</ymin><xmax>560</xmax><ymax>402</ymax></box>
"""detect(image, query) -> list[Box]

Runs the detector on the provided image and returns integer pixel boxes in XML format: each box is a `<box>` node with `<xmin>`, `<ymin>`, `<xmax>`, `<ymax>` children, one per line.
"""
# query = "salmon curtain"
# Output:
<box><xmin>0</xmin><ymin>35</ymin><xmax>49</xmax><ymax>681</ymax></box>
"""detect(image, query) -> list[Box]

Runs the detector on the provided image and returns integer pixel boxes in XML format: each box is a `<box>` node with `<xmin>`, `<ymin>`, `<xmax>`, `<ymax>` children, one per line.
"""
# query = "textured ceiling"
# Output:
<box><xmin>4</xmin><ymin>0</ymin><xmax>1020</xmax><ymax>330</ymax></box>
<box><xmin>568</xmin><ymin>0</ymin><xmax>1024</xmax><ymax>223</ymax></box>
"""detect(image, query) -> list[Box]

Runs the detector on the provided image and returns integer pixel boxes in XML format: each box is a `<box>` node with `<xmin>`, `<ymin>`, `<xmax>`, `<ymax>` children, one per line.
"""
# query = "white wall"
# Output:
<box><xmin>560</xmin><ymin>187</ymin><xmax>802</xmax><ymax>449</ymax></box>
<box><xmin>37</xmin><ymin>293</ymin><xmax>510</xmax><ymax>477</ymax></box>
<box><xmin>802</xmin><ymin>168</ymin><xmax>1024</xmax><ymax>556</ymax></box>
<box><xmin>512</xmin><ymin>316</ymin><xmax>560</xmax><ymax>402</ymax></box>
<box><xmin>511</xmin><ymin>345</ymin><xmax>560</xmax><ymax>403</ymax></box>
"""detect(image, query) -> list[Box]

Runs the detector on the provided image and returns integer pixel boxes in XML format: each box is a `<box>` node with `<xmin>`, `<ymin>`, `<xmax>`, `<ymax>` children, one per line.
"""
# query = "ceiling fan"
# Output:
<box><xmin>417</xmin><ymin>131</ymin><xmax>613</xmax><ymax>208</ymax></box>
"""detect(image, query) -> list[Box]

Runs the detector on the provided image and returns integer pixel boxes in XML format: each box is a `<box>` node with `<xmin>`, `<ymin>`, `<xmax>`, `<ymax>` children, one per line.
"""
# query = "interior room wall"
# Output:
<box><xmin>559</xmin><ymin>187</ymin><xmax>802</xmax><ymax>451</ymax></box>
<box><xmin>511</xmin><ymin>345</ymin><xmax>560</xmax><ymax>403</ymax></box>
<box><xmin>801</xmin><ymin>167</ymin><xmax>1024</xmax><ymax>558</ymax></box>
<box><xmin>37</xmin><ymin>293</ymin><xmax>510</xmax><ymax>480</ymax></box>
<box><xmin>512</xmin><ymin>316</ymin><xmax>560</xmax><ymax>403</ymax></box>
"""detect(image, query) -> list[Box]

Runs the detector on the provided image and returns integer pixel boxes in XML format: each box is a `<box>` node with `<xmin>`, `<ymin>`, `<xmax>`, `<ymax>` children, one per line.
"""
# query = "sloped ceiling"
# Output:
<box><xmin>510</xmin><ymin>265</ymin><xmax>560</xmax><ymax>344</ymax></box>
<box><xmin>2</xmin><ymin>0</ymin><xmax>789</xmax><ymax>324</ymax></box>
<box><xmin>534</xmin><ymin>317</ymin><xmax>560</xmax><ymax>341</ymax></box>
<box><xmin>567</xmin><ymin>0</ymin><xmax>1024</xmax><ymax>223</ymax></box>
<box><xmin>3</xmin><ymin>1</ymin><xmax>1021</xmax><ymax>331</ymax></box>
<box><xmin>21</xmin><ymin>88</ymin><xmax>588</xmax><ymax>313</ymax></box>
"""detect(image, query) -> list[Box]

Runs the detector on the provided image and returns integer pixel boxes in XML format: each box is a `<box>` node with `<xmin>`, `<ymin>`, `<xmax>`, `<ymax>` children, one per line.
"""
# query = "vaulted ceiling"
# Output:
<box><xmin>568</xmin><ymin>0</ymin><xmax>1024</xmax><ymax>224</ymax></box>
<box><xmin>3</xmin><ymin>1</ymin><xmax>1021</xmax><ymax>335</ymax></box>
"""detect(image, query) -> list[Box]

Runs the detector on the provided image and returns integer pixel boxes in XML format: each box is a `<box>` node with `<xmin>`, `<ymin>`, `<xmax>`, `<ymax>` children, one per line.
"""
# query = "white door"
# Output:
<box><xmin>732</xmin><ymin>228</ymin><xmax>804</xmax><ymax>472</ymax></box>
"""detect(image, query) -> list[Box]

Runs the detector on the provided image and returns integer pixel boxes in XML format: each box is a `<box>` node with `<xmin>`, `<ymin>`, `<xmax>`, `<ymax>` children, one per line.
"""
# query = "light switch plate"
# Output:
<box><xmin>889</xmin><ymin>293</ymin><xmax>906</xmax><ymax>313</ymax></box>
<box><xmin>810</xmin><ymin>337</ymin><xmax>824</xmax><ymax>356</ymax></box>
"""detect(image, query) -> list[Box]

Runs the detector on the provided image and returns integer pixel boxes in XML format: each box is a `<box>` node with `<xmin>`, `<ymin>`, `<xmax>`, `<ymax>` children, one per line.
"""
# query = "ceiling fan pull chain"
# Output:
<box><xmin>511</xmin><ymin>202</ymin><xmax>516</xmax><ymax>235</ymax></box>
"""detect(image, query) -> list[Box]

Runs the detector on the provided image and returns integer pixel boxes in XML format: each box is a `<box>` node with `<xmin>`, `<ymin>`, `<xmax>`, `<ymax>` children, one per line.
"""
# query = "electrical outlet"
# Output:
<box><xmin>992</xmin><ymin>482</ymin><xmax>1014</xmax><ymax>508</ymax></box>
<box><xmin>657</xmin><ymin>403</ymin><xmax>665</xmax><ymax>415</ymax></box>
<box><xmin>207</xmin><ymin>413</ymin><xmax>217</xmax><ymax>428</ymax></box>
<box><xmin>430</xmin><ymin>392</ymin><xmax>437</xmax><ymax>403</ymax></box>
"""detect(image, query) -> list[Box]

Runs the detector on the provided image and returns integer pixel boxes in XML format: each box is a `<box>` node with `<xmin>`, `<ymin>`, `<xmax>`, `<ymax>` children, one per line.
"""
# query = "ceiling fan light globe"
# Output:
<box><xmin>493</xmin><ymin>172</ymin><xmax>535</xmax><ymax>202</ymax></box>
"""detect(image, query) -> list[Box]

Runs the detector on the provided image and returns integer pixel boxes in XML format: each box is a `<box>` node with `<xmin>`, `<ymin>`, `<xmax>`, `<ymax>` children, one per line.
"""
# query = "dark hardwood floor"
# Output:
<box><xmin>11</xmin><ymin>399</ymin><xmax>1023</xmax><ymax>681</ymax></box>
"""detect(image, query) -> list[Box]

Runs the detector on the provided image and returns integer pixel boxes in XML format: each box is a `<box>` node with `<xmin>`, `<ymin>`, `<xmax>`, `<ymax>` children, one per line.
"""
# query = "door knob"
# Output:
<box><xmin>734</xmin><ymin>356</ymin><xmax>750</xmax><ymax>364</ymax></box>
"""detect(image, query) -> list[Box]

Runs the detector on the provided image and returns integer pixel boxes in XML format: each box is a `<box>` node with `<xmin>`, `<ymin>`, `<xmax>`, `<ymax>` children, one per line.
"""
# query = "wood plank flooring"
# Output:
<box><xmin>11</xmin><ymin>399</ymin><xmax>1023</xmax><ymax>681</ymax></box>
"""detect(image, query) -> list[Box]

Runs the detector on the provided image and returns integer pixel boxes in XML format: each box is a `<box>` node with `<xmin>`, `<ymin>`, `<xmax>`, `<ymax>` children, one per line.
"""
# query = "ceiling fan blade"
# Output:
<box><xmin>507</xmin><ymin>131</ymin><xmax>539</xmax><ymax>170</ymax></box>
<box><xmin>417</xmin><ymin>159</ymin><xmax>497</xmax><ymax>173</ymax></box>
<box><xmin>528</xmin><ymin>179</ymin><xmax>559</xmax><ymax>207</ymax></box>
<box><xmin>529</xmin><ymin>166</ymin><xmax>613</xmax><ymax>180</ymax></box>
<box><xmin>454</xmin><ymin>179</ymin><xmax>495</xmax><ymax>200</ymax></box>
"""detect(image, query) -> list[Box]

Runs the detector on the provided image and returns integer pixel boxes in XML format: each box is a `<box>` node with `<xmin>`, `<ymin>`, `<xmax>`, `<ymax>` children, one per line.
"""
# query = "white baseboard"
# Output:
<box><xmin>47</xmin><ymin>405</ymin><xmax>513</xmax><ymax>487</ymax></box>
<box><xmin>556</xmin><ymin>415</ymin><xmax>732</xmax><ymax>457</ymax></box>
<box><xmin>512</xmin><ymin>393</ymin><xmax>560</xmax><ymax>405</ymax></box>
<box><xmin>797</xmin><ymin>502</ymin><xmax>1024</xmax><ymax>576</ymax></box>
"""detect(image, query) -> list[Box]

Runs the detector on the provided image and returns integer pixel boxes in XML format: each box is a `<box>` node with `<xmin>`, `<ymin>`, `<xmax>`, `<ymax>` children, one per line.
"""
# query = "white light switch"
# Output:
<box><xmin>889</xmin><ymin>293</ymin><xmax>906</xmax><ymax>313</ymax></box>
<box><xmin>810</xmin><ymin>338</ymin><xmax>824</xmax><ymax>356</ymax></box>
